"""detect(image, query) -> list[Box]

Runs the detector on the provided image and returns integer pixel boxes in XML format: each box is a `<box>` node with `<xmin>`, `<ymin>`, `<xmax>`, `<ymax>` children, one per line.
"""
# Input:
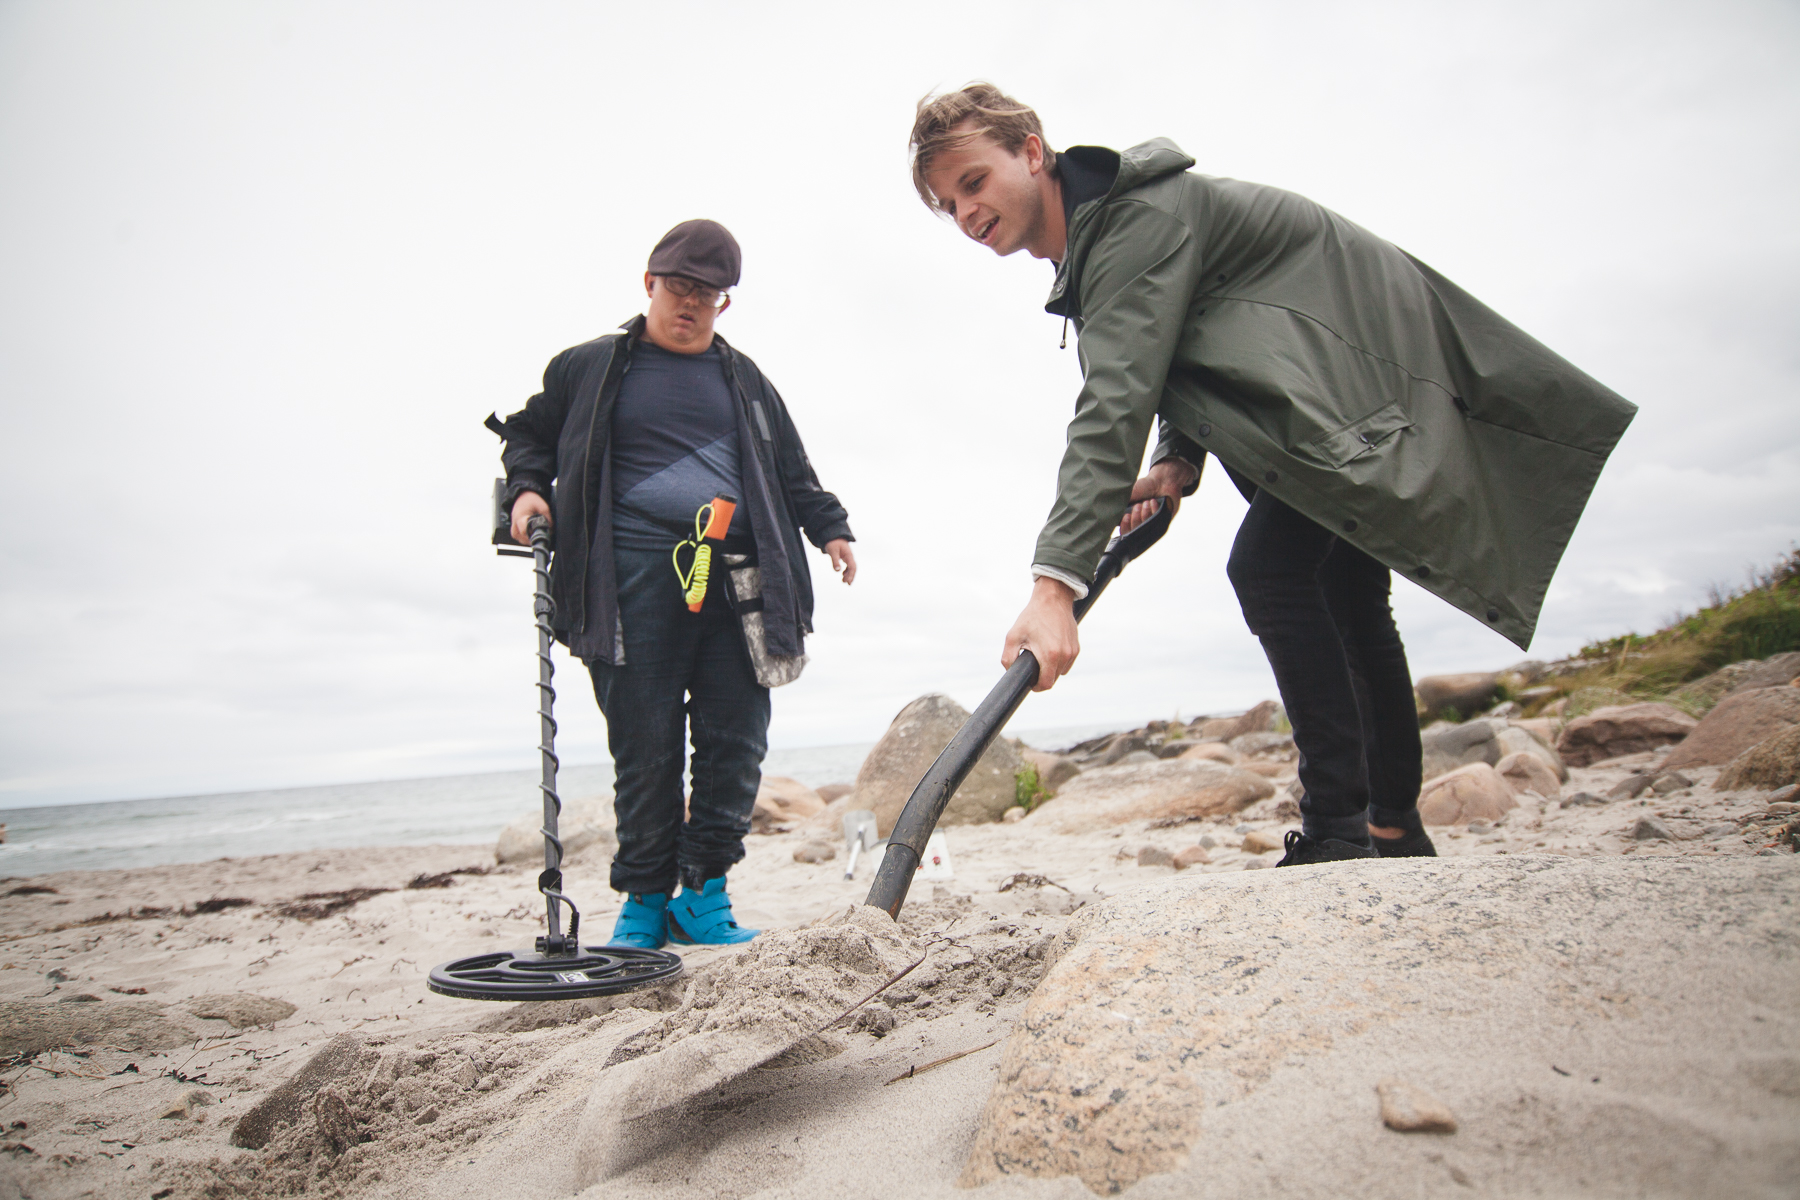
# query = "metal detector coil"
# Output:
<box><xmin>429</xmin><ymin>496</ymin><xmax>682</xmax><ymax>1001</ymax></box>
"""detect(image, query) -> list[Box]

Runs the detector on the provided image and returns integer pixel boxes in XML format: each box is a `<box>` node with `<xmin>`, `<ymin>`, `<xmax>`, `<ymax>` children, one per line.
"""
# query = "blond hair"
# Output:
<box><xmin>908</xmin><ymin>82</ymin><xmax>1053</xmax><ymax>213</ymax></box>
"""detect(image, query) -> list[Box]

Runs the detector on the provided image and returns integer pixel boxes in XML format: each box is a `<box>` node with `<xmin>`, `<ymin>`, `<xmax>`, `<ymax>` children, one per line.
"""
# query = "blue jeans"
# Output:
<box><xmin>588</xmin><ymin>545</ymin><xmax>770</xmax><ymax>895</ymax></box>
<box><xmin>1226</xmin><ymin>489</ymin><xmax>1423</xmax><ymax>845</ymax></box>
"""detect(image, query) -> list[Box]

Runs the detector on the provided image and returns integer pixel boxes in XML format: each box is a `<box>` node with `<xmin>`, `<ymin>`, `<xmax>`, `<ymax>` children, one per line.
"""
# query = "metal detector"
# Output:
<box><xmin>865</xmin><ymin>498</ymin><xmax>1174</xmax><ymax>919</ymax></box>
<box><xmin>426</xmin><ymin>487</ymin><xmax>683</xmax><ymax>1001</ymax></box>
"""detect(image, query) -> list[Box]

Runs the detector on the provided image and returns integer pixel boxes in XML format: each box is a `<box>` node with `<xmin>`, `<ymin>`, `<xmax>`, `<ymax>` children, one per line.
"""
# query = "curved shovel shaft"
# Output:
<box><xmin>866</xmin><ymin>500</ymin><xmax>1175</xmax><ymax>918</ymax></box>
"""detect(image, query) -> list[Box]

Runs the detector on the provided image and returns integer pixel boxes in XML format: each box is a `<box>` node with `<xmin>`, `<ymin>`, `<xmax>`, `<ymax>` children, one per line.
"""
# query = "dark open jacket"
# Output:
<box><xmin>1039</xmin><ymin>140</ymin><xmax>1637</xmax><ymax>650</ymax></box>
<box><xmin>489</xmin><ymin>316</ymin><xmax>852</xmax><ymax>664</ymax></box>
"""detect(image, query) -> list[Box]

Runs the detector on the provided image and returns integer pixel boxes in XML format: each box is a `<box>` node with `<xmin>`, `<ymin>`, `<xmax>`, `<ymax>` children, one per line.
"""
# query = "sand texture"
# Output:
<box><xmin>0</xmin><ymin>747</ymin><xmax>1792</xmax><ymax>1198</ymax></box>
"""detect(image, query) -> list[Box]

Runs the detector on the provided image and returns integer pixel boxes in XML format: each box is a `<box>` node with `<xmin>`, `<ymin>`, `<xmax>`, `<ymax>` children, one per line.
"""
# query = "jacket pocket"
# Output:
<box><xmin>1301</xmin><ymin>401</ymin><xmax>1414</xmax><ymax>469</ymax></box>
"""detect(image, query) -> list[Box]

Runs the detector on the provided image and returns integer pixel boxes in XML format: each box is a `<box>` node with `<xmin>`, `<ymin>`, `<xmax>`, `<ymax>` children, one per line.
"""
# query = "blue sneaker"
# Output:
<box><xmin>667</xmin><ymin>876</ymin><xmax>758</xmax><ymax>946</ymax></box>
<box><xmin>607</xmin><ymin>892</ymin><xmax>670</xmax><ymax>950</ymax></box>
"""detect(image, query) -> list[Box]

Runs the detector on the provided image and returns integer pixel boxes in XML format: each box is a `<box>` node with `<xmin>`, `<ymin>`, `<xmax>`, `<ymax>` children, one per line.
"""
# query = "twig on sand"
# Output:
<box><xmin>815</xmin><ymin>950</ymin><xmax>931</xmax><ymax>1034</ymax></box>
<box><xmin>884</xmin><ymin>1040</ymin><xmax>999</xmax><ymax>1085</ymax></box>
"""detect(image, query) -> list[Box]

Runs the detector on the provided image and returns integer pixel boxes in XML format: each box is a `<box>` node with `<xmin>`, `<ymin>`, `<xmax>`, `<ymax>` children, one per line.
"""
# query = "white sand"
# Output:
<box><xmin>0</xmin><ymin>748</ymin><xmax>1792</xmax><ymax>1198</ymax></box>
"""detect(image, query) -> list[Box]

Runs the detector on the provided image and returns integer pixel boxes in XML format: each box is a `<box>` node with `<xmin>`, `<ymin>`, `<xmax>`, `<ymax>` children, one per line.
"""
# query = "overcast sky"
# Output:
<box><xmin>2</xmin><ymin>0</ymin><xmax>1797</xmax><ymax>807</ymax></box>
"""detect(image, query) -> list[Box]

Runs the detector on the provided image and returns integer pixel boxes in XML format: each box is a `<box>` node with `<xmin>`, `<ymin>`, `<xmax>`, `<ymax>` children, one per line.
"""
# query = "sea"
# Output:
<box><xmin>0</xmin><ymin>723</ymin><xmax>1123</xmax><ymax>880</ymax></box>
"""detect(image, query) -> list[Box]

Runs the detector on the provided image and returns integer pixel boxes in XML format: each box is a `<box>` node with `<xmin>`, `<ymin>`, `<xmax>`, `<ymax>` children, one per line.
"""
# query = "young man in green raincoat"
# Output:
<box><xmin>910</xmin><ymin>84</ymin><xmax>1635</xmax><ymax>865</ymax></box>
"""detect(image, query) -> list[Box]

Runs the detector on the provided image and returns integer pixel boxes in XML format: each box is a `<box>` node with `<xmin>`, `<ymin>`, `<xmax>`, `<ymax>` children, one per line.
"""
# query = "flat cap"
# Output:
<box><xmin>647</xmin><ymin>219</ymin><xmax>741</xmax><ymax>290</ymax></box>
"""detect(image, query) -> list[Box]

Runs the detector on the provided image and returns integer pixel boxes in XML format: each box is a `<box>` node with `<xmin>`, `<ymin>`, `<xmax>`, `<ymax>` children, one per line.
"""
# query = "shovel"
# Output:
<box><xmin>842</xmin><ymin>809</ymin><xmax>879</xmax><ymax>880</ymax></box>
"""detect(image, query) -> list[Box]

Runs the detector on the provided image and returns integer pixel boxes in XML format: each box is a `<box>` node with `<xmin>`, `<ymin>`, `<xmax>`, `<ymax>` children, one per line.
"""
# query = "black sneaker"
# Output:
<box><xmin>1372</xmin><ymin>828</ymin><xmax>1437</xmax><ymax>858</ymax></box>
<box><xmin>1274</xmin><ymin>830</ymin><xmax>1379</xmax><ymax>867</ymax></box>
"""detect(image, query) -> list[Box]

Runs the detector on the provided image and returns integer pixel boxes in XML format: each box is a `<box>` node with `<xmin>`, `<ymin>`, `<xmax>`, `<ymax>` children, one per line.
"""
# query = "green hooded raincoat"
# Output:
<box><xmin>1037</xmin><ymin>140</ymin><xmax>1636</xmax><ymax>650</ymax></box>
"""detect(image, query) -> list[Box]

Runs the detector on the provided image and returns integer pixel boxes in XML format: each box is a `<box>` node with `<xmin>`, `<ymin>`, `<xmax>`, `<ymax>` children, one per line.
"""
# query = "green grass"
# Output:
<box><xmin>1014</xmin><ymin>763</ymin><xmax>1048</xmax><ymax>811</ymax></box>
<box><xmin>1527</xmin><ymin>546</ymin><xmax>1800</xmax><ymax>716</ymax></box>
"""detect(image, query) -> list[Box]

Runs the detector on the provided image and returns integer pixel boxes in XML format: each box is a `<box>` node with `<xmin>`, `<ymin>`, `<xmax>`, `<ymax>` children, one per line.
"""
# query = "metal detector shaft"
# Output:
<box><xmin>866</xmin><ymin>499</ymin><xmax>1176</xmax><ymax>918</ymax></box>
<box><xmin>525</xmin><ymin>515</ymin><xmax>579</xmax><ymax>951</ymax></box>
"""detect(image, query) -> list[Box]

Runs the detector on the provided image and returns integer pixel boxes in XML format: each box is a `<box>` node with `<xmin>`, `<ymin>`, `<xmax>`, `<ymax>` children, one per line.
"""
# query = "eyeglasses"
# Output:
<box><xmin>658</xmin><ymin>276</ymin><xmax>730</xmax><ymax>308</ymax></box>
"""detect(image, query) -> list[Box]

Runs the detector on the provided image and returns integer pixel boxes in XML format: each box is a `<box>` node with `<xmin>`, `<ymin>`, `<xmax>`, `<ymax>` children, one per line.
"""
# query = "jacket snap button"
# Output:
<box><xmin>1416</xmin><ymin>565</ymin><xmax>1432</xmax><ymax>579</ymax></box>
<box><xmin>1198</xmin><ymin>424</ymin><xmax>1211</xmax><ymax>437</ymax></box>
<box><xmin>1487</xmin><ymin>609</ymin><xmax>1500</xmax><ymax>622</ymax></box>
<box><xmin>1263</xmin><ymin>470</ymin><xmax>1278</xmax><ymax>484</ymax></box>
<box><xmin>1360</xmin><ymin>432</ymin><xmax>1373</xmax><ymax>443</ymax></box>
<box><xmin>1342</xmin><ymin>519</ymin><xmax>1357</xmax><ymax>533</ymax></box>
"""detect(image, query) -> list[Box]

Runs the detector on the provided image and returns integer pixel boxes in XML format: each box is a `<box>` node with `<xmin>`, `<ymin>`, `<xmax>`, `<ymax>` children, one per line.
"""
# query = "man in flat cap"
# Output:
<box><xmin>489</xmin><ymin>219</ymin><xmax>857</xmax><ymax>947</ymax></box>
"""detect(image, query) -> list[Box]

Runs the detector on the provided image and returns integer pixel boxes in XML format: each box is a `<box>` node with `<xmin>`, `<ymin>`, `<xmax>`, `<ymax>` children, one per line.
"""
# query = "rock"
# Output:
<box><xmin>1189</xmin><ymin>700</ymin><xmax>1280</xmax><ymax>743</ymax></box>
<box><xmin>1179</xmin><ymin>741</ymin><xmax>1240</xmax><ymax>765</ymax></box>
<box><xmin>791</xmin><ymin>840</ymin><xmax>836</xmax><ymax>864</ymax></box>
<box><xmin>313</xmin><ymin>1087</ymin><xmax>359</xmax><ymax>1156</ymax></box>
<box><xmin>1650</xmin><ymin>771</ymin><xmax>1694</xmax><ymax>795</ymax></box>
<box><xmin>452</xmin><ymin>1057</ymin><xmax>479</xmax><ymax>1089</ymax></box>
<box><xmin>1376</xmin><ymin>1079</ymin><xmax>1458</xmax><ymax>1133</ymax></box>
<box><xmin>1020</xmin><ymin>747</ymin><xmax>1081</xmax><ymax>794</ymax></box>
<box><xmin>1664</xmin><ymin>687</ymin><xmax>1800</xmax><ymax>770</ymax></box>
<box><xmin>1718</xmin><ymin>727</ymin><xmax>1800</xmax><ymax>792</ymax></box>
<box><xmin>1561</xmin><ymin>791</ymin><xmax>1606</xmax><ymax>808</ymax></box>
<box><xmin>752</xmin><ymin>776</ymin><xmax>826</xmax><ymax>834</ymax></box>
<box><xmin>0</xmin><ymin>999</ymin><xmax>198</xmax><ymax>1058</ymax></box>
<box><xmin>1414</xmin><ymin>672</ymin><xmax>1500</xmax><ymax>722</ymax></box>
<box><xmin>1240</xmin><ymin>829</ymin><xmax>1284</xmax><ymax>854</ymax></box>
<box><xmin>1512</xmin><ymin>716</ymin><xmax>1560</xmax><ymax>745</ymax></box>
<box><xmin>1421</xmin><ymin>720</ymin><xmax>1501</xmax><ymax>782</ymax></box>
<box><xmin>1099</xmin><ymin>734</ymin><xmax>1153</xmax><ymax>765</ymax></box>
<box><xmin>1115</xmin><ymin>750</ymin><xmax>1161</xmax><ymax>766</ymax></box>
<box><xmin>960</xmin><ymin>857</ymin><xmax>1799</xmax><ymax>1196</ymax></box>
<box><xmin>1417</xmin><ymin>763</ymin><xmax>1517</xmax><ymax>826</ymax></box>
<box><xmin>497</xmin><ymin>795</ymin><xmax>615</xmax><ymax>865</ymax></box>
<box><xmin>186</xmin><ymin>994</ymin><xmax>296</xmax><ymax>1029</ymax></box>
<box><xmin>1023</xmin><ymin>760</ymin><xmax>1274</xmax><ymax>834</ymax></box>
<box><xmin>231</xmin><ymin>1033</ymin><xmax>375</xmax><ymax>1149</ymax></box>
<box><xmin>1495</xmin><ymin>723</ymin><xmax>1568</xmax><ymax>781</ymax></box>
<box><xmin>1608</xmin><ymin>773</ymin><xmax>1656</xmax><ymax>800</ymax></box>
<box><xmin>1154</xmin><ymin>741</ymin><xmax>1193</xmax><ymax>759</ymax></box>
<box><xmin>815</xmin><ymin>782</ymin><xmax>854</xmax><ymax>803</ymax></box>
<box><xmin>1557</xmin><ymin>703</ymin><xmax>1698</xmax><ymax>768</ymax></box>
<box><xmin>1631</xmin><ymin>815</ymin><xmax>1675</xmax><ymax>841</ymax></box>
<box><xmin>1230</xmin><ymin>731</ymin><xmax>1296</xmax><ymax>759</ymax></box>
<box><xmin>1001</xmin><ymin>806</ymin><xmax>1026</xmax><ymax>823</ymax></box>
<box><xmin>1485</xmin><ymin>700</ymin><xmax>1522</xmax><ymax>719</ymax></box>
<box><xmin>1137</xmin><ymin>845</ymin><xmax>1174</xmax><ymax>868</ymax></box>
<box><xmin>1772</xmin><ymin>784</ymin><xmax>1800</xmax><ymax>804</ymax></box>
<box><xmin>1496</xmin><ymin>751</ymin><xmax>1560</xmax><ymax>801</ymax></box>
<box><xmin>1172</xmin><ymin>845</ymin><xmax>1211</xmax><ymax>869</ymax></box>
<box><xmin>857</xmin><ymin>695</ymin><xmax>1025</xmax><ymax>834</ymax></box>
<box><xmin>1679</xmin><ymin>652</ymin><xmax>1800</xmax><ymax>709</ymax></box>
<box><xmin>1238</xmin><ymin>761</ymin><xmax>1290</xmax><ymax>779</ymax></box>
<box><xmin>159</xmin><ymin>1088</ymin><xmax>214</xmax><ymax>1120</ymax></box>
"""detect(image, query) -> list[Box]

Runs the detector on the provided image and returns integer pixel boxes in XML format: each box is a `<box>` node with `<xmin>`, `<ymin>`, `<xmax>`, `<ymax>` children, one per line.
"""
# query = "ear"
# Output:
<box><xmin>644</xmin><ymin>271</ymin><xmax>655</xmax><ymax>297</ymax></box>
<box><xmin>716</xmin><ymin>295</ymin><xmax>731</xmax><ymax>317</ymax></box>
<box><xmin>1024</xmin><ymin>134</ymin><xmax>1046</xmax><ymax>175</ymax></box>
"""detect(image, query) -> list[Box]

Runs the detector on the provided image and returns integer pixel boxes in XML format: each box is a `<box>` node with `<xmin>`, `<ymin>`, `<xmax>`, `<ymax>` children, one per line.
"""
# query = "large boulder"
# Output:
<box><xmin>1189</xmin><ymin>700</ymin><xmax>1280</xmax><ymax>743</ymax></box>
<box><xmin>1717</xmin><ymin>726</ymin><xmax>1800</xmax><ymax>792</ymax></box>
<box><xmin>1021</xmin><ymin>760</ymin><xmax>1273</xmax><ymax>834</ymax></box>
<box><xmin>496</xmin><ymin>796</ymin><xmax>615</xmax><ymax>865</ymax></box>
<box><xmin>1414</xmin><ymin>672</ymin><xmax>1499</xmax><ymax>722</ymax></box>
<box><xmin>1678</xmin><ymin>652</ymin><xmax>1800</xmax><ymax>710</ymax></box>
<box><xmin>1556</xmin><ymin>703</ymin><xmax>1697</xmax><ymax>767</ymax></box>
<box><xmin>751</xmin><ymin>776</ymin><xmax>826</xmax><ymax>834</ymax></box>
<box><xmin>960</xmin><ymin>857</ymin><xmax>1799</xmax><ymax>1198</ymax></box>
<box><xmin>1416</xmin><ymin>762</ymin><xmax>1517</xmax><ymax>825</ymax></box>
<box><xmin>856</xmin><ymin>694</ymin><xmax>1024</xmax><ymax>835</ymax></box>
<box><xmin>1419</xmin><ymin>719</ymin><xmax>1501</xmax><ymax>781</ymax></box>
<box><xmin>1496</xmin><ymin>750</ymin><xmax>1561</xmax><ymax>801</ymax></box>
<box><xmin>1663</xmin><ymin>687</ymin><xmax>1800</xmax><ymax>770</ymax></box>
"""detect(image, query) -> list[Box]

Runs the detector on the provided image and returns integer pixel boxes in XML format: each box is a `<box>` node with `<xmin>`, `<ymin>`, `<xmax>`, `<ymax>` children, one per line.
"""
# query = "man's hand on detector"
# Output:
<box><xmin>510</xmin><ymin>491</ymin><xmax>551</xmax><ymax>545</ymax></box>
<box><xmin>1119</xmin><ymin>458</ymin><xmax>1199</xmax><ymax>534</ymax></box>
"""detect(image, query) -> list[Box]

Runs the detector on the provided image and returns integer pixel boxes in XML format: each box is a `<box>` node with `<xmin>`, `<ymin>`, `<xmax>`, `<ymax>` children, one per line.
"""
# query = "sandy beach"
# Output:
<box><xmin>0</xmin><ymin>744</ymin><xmax>1794</xmax><ymax>1199</ymax></box>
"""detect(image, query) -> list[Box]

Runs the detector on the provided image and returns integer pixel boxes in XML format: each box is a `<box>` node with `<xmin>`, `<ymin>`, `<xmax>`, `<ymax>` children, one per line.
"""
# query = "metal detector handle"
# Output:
<box><xmin>865</xmin><ymin>498</ymin><xmax>1173</xmax><ymax>918</ymax></box>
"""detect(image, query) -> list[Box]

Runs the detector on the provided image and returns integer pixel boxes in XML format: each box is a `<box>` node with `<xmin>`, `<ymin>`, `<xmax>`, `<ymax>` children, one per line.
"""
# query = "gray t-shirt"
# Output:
<box><xmin>609</xmin><ymin>340</ymin><xmax>750</xmax><ymax>551</ymax></box>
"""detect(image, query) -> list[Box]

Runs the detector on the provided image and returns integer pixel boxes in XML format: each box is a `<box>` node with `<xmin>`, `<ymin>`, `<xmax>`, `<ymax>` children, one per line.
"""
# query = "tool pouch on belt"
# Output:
<box><xmin>721</xmin><ymin>552</ymin><xmax>809</xmax><ymax>688</ymax></box>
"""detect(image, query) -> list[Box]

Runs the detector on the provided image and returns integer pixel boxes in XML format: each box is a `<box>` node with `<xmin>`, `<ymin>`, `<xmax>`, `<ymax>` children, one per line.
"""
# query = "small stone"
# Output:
<box><xmin>414</xmin><ymin>1105</ymin><xmax>439</xmax><ymax>1125</ymax></box>
<box><xmin>1172</xmin><ymin>845</ymin><xmax>1211</xmax><ymax>870</ymax></box>
<box><xmin>1001</xmin><ymin>806</ymin><xmax>1026</xmax><ymax>824</ymax></box>
<box><xmin>1376</xmin><ymin>1078</ymin><xmax>1458</xmax><ymax>1133</ymax></box>
<box><xmin>1768</xmin><ymin>800</ymin><xmax>1799</xmax><ymax>815</ymax></box>
<box><xmin>1771</xmin><ymin>784</ymin><xmax>1799</xmax><ymax>803</ymax></box>
<box><xmin>474</xmin><ymin>1075</ymin><xmax>497</xmax><ymax>1092</ymax></box>
<box><xmin>1233</xmin><ymin>823</ymin><xmax>1255</xmax><ymax>835</ymax></box>
<box><xmin>1561</xmin><ymin>791</ymin><xmax>1605</xmax><ymax>808</ymax></box>
<box><xmin>159</xmin><ymin>1088</ymin><xmax>213</xmax><ymax>1120</ymax></box>
<box><xmin>791</xmin><ymin>841</ymin><xmax>837</xmax><ymax>864</ymax></box>
<box><xmin>452</xmin><ymin>1058</ymin><xmax>478</xmax><ymax>1089</ymax></box>
<box><xmin>1607</xmin><ymin>773</ymin><xmax>1656</xmax><ymax>800</ymax></box>
<box><xmin>1137</xmin><ymin>845</ymin><xmax>1174</xmax><ymax>868</ymax></box>
<box><xmin>1630</xmin><ymin>815</ymin><xmax>1675</xmax><ymax>841</ymax></box>
<box><xmin>1241</xmin><ymin>829</ymin><xmax>1283</xmax><ymax>855</ymax></box>
<box><xmin>1199</xmin><ymin>835</ymin><xmax>1218</xmax><ymax>849</ymax></box>
<box><xmin>1650</xmin><ymin>772</ymin><xmax>1693</xmax><ymax>795</ymax></box>
<box><xmin>1465</xmin><ymin>820</ymin><xmax>1491</xmax><ymax>835</ymax></box>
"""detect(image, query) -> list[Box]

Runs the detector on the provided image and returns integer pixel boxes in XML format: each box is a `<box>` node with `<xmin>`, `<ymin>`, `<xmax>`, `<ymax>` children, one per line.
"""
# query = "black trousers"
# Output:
<box><xmin>1225</xmin><ymin>488</ymin><xmax>1423</xmax><ymax>844</ymax></box>
<box><xmin>588</xmin><ymin>545</ymin><xmax>769</xmax><ymax>895</ymax></box>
